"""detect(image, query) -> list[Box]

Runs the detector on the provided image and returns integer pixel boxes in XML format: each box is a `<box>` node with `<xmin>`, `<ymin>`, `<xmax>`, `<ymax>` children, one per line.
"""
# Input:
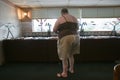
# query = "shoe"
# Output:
<box><xmin>57</xmin><ymin>73</ymin><xmax>67</xmax><ymax>78</ymax></box>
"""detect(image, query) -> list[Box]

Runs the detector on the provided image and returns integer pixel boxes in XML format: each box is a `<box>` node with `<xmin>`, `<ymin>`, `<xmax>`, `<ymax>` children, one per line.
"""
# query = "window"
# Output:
<box><xmin>32</xmin><ymin>19</ymin><xmax>57</xmax><ymax>32</ymax></box>
<box><xmin>80</xmin><ymin>18</ymin><xmax>120</xmax><ymax>31</ymax></box>
<box><xmin>32</xmin><ymin>18</ymin><xmax>120</xmax><ymax>32</ymax></box>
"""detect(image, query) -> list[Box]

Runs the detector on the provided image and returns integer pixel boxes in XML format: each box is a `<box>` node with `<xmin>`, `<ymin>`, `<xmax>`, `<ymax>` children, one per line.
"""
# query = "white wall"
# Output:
<box><xmin>32</xmin><ymin>7</ymin><xmax>120</xmax><ymax>19</ymax></box>
<box><xmin>0</xmin><ymin>1</ymin><xmax>21</xmax><ymax>40</ymax></box>
<box><xmin>82</xmin><ymin>7</ymin><xmax>120</xmax><ymax>18</ymax></box>
<box><xmin>32</xmin><ymin>8</ymin><xmax>81</xmax><ymax>19</ymax></box>
<box><xmin>0</xmin><ymin>1</ymin><xmax>21</xmax><ymax>65</ymax></box>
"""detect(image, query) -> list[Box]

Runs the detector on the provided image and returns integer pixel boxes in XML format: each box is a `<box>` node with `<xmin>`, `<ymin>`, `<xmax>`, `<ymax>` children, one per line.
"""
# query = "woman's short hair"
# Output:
<box><xmin>61</xmin><ymin>8</ymin><xmax>68</xmax><ymax>14</ymax></box>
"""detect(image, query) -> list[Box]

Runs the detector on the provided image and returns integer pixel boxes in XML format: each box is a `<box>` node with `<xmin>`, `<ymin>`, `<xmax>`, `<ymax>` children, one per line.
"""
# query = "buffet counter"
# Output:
<box><xmin>0</xmin><ymin>41</ymin><xmax>4</xmax><ymax>65</ymax></box>
<box><xmin>2</xmin><ymin>36</ymin><xmax>120</xmax><ymax>63</ymax></box>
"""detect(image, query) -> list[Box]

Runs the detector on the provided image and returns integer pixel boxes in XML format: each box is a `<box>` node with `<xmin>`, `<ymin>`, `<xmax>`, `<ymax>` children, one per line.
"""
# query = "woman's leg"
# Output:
<box><xmin>57</xmin><ymin>59</ymin><xmax>68</xmax><ymax>77</ymax></box>
<box><xmin>68</xmin><ymin>55</ymin><xmax>74</xmax><ymax>73</ymax></box>
<box><xmin>62</xmin><ymin>59</ymin><xmax>68</xmax><ymax>75</ymax></box>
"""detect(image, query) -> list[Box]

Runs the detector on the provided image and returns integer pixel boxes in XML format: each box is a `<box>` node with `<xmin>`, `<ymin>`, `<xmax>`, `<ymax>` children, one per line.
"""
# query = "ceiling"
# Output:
<box><xmin>7</xmin><ymin>0</ymin><xmax>120</xmax><ymax>8</ymax></box>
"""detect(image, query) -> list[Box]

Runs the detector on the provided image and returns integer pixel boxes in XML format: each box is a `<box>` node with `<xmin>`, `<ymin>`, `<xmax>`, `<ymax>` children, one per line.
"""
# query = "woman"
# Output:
<box><xmin>53</xmin><ymin>8</ymin><xmax>80</xmax><ymax>78</ymax></box>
